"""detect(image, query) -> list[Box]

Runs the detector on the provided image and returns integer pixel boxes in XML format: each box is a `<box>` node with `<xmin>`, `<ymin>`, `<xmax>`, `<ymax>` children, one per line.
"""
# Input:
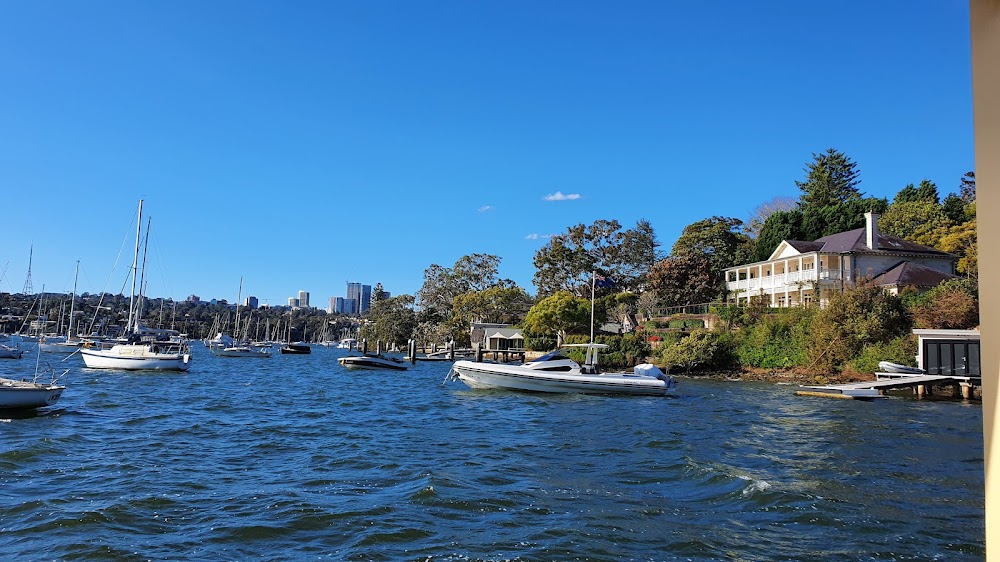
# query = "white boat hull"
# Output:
<box><xmin>80</xmin><ymin>346</ymin><xmax>191</xmax><ymax>371</ymax></box>
<box><xmin>0</xmin><ymin>378</ymin><xmax>65</xmax><ymax>409</ymax></box>
<box><xmin>452</xmin><ymin>360</ymin><xmax>668</xmax><ymax>396</ymax></box>
<box><xmin>0</xmin><ymin>345</ymin><xmax>23</xmax><ymax>359</ymax></box>
<box><xmin>212</xmin><ymin>347</ymin><xmax>272</xmax><ymax>358</ymax></box>
<box><xmin>338</xmin><ymin>355</ymin><xmax>409</xmax><ymax>371</ymax></box>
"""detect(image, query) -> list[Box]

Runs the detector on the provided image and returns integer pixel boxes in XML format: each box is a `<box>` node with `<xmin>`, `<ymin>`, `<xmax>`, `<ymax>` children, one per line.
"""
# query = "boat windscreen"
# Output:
<box><xmin>534</xmin><ymin>351</ymin><xmax>570</xmax><ymax>362</ymax></box>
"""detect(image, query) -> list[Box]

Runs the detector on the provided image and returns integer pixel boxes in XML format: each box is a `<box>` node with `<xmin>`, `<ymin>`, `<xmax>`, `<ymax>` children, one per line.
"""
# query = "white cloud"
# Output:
<box><xmin>543</xmin><ymin>191</ymin><xmax>581</xmax><ymax>201</ymax></box>
<box><xmin>525</xmin><ymin>233</ymin><xmax>553</xmax><ymax>240</ymax></box>
<box><xmin>478</xmin><ymin>205</ymin><xmax>494</xmax><ymax>212</ymax></box>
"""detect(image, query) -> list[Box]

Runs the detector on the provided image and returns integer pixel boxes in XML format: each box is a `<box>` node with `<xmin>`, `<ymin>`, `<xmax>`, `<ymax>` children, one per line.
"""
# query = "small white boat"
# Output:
<box><xmin>0</xmin><ymin>377</ymin><xmax>65</xmax><ymax>409</ymax></box>
<box><xmin>336</xmin><ymin>338</ymin><xmax>357</xmax><ymax>349</ymax></box>
<box><xmin>448</xmin><ymin>344</ymin><xmax>673</xmax><ymax>396</ymax></box>
<box><xmin>878</xmin><ymin>361</ymin><xmax>925</xmax><ymax>375</ymax></box>
<box><xmin>213</xmin><ymin>344</ymin><xmax>272</xmax><ymax>358</ymax></box>
<box><xmin>338</xmin><ymin>353</ymin><xmax>408</xmax><ymax>371</ymax></box>
<box><xmin>1</xmin><ymin>336</ymin><xmax>24</xmax><ymax>359</ymax></box>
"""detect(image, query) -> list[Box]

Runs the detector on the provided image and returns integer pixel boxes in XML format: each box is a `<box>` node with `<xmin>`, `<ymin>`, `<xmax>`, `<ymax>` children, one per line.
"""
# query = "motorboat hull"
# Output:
<box><xmin>338</xmin><ymin>355</ymin><xmax>408</xmax><ymax>371</ymax></box>
<box><xmin>80</xmin><ymin>346</ymin><xmax>191</xmax><ymax>371</ymax></box>
<box><xmin>212</xmin><ymin>347</ymin><xmax>272</xmax><ymax>358</ymax></box>
<box><xmin>452</xmin><ymin>360</ymin><xmax>668</xmax><ymax>396</ymax></box>
<box><xmin>0</xmin><ymin>345</ymin><xmax>23</xmax><ymax>359</ymax></box>
<box><xmin>0</xmin><ymin>378</ymin><xmax>65</xmax><ymax>409</ymax></box>
<box><xmin>280</xmin><ymin>344</ymin><xmax>311</xmax><ymax>354</ymax></box>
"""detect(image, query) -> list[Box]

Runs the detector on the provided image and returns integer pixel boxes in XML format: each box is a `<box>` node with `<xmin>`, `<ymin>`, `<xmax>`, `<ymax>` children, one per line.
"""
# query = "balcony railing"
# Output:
<box><xmin>726</xmin><ymin>270</ymin><xmax>842</xmax><ymax>292</ymax></box>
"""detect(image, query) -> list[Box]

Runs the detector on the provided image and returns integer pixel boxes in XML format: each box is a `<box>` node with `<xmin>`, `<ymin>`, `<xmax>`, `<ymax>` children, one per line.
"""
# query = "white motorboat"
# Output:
<box><xmin>336</xmin><ymin>338</ymin><xmax>357</xmax><ymax>349</ymax></box>
<box><xmin>213</xmin><ymin>343</ymin><xmax>272</xmax><ymax>358</ymax></box>
<box><xmin>338</xmin><ymin>353</ymin><xmax>409</xmax><ymax>371</ymax></box>
<box><xmin>448</xmin><ymin>344</ymin><xmax>674</xmax><ymax>396</ymax></box>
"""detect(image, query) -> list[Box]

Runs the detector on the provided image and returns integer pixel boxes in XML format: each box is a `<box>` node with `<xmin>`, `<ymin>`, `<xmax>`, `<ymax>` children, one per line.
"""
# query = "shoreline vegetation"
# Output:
<box><xmin>2</xmin><ymin>151</ymin><xmax>979</xmax><ymax>388</ymax></box>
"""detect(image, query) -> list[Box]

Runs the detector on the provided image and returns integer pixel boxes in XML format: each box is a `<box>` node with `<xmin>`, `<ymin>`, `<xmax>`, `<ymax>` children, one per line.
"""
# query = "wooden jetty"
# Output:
<box><xmin>797</xmin><ymin>373</ymin><xmax>981</xmax><ymax>400</ymax></box>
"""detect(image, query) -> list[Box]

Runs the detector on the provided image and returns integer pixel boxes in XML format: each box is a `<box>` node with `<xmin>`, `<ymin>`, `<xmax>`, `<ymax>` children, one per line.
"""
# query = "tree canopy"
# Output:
<box><xmin>522</xmin><ymin>291</ymin><xmax>591</xmax><ymax>344</ymax></box>
<box><xmin>796</xmin><ymin>148</ymin><xmax>863</xmax><ymax>209</ymax></box>
<box><xmin>532</xmin><ymin>219</ymin><xmax>659</xmax><ymax>297</ymax></box>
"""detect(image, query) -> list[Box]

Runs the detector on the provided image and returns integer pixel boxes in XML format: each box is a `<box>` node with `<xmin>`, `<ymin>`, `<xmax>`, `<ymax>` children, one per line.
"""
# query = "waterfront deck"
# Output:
<box><xmin>796</xmin><ymin>373</ymin><xmax>980</xmax><ymax>400</ymax></box>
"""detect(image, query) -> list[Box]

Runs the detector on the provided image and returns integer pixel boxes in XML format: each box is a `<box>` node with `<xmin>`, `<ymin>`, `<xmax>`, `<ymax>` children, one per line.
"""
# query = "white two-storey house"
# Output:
<box><xmin>725</xmin><ymin>212</ymin><xmax>957</xmax><ymax>308</ymax></box>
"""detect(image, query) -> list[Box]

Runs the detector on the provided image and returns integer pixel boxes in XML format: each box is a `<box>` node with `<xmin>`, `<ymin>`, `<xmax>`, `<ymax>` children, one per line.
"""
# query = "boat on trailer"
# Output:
<box><xmin>448</xmin><ymin>343</ymin><xmax>674</xmax><ymax>396</ymax></box>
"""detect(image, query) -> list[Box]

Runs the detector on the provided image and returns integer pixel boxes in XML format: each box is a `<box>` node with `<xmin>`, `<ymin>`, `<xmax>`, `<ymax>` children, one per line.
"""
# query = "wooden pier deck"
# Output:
<box><xmin>796</xmin><ymin>373</ymin><xmax>977</xmax><ymax>400</ymax></box>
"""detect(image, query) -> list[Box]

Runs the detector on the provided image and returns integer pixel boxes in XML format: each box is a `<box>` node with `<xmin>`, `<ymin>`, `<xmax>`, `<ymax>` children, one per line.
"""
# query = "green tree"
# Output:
<box><xmin>532</xmin><ymin>219</ymin><xmax>659</xmax><ymax>297</ymax></box>
<box><xmin>647</xmin><ymin>253</ymin><xmax>720</xmax><ymax>307</ymax></box>
<box><xmin>960</xmin><ymin>171</ymin><xmax>976</xmax><ymax>203</ymax></box>
<box><xmin>753</xmin><ymin>210</ymin><xmax>805</xmax><ymax>262</ymax></box>
<box><xmin>910</xmin><ymin>279</ymin><xmax>979</xmax><ymax>329</ymax></box>
<box><xmin>670</xmin><ymin>216</ymin><xmax>755</xmax><ymax>275</ymax></box>
<box><xmin>796</xmin><ymin>148</ymin><xmax>863</xmax><ymax>209</ymax></box>
<box><xmin>878</xmin><ymin>200</ymin><xmax>952</xmax><ymax>242</ymax></box>
<box><xmin>522</xmin><ymin>291</ymin><xmax>591</xmax><ymax>345</ymax></box>
<box><xmin>452</xmin><ymin>285</ymin><xmax>531</xmax><ymax>326</ymax></box>
<box><xmin>941</xmin><ymin>193</ymin><xmax>967</xmax><ymax>224</ymax></box>
<box><xmin>807</xmin><ymin>284</ymin><xmax>913</xmax><ymax>373</ymax></box>
<box><xmin>361</xmin><ymin>294</ymin><xmax>418</xmax><ymax>348</ymax></box>
<box><xmin>894</xmin><ymin>179</ymin><xmax>940</xmax><ymax>205</ymax></box>
<box><xmin>659</xmin><ymin>329</ymin><xmax>720</xmax><ymax>373</ymax></box>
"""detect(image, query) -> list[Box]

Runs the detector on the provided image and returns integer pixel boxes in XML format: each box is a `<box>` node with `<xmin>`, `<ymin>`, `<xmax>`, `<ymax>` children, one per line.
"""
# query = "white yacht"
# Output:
<box><xmin>448</xmin><ymin>343</ymin><xmax>674</xmax><ymax>396</ymax></box>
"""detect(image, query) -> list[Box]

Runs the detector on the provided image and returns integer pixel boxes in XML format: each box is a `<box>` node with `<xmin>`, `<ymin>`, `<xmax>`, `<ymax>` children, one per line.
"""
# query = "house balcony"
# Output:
<box><xmin>726</xmin><ymin>270</ymin><xmax>842</xmax><ymax>293</ymax></box>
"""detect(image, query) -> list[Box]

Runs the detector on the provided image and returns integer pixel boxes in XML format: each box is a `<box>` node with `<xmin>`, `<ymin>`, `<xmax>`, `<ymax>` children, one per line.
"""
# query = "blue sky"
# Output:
<box><xmin>0</xmin><ymin>1</ymin><xmax>974</xmax><ymax>306</ymax></box>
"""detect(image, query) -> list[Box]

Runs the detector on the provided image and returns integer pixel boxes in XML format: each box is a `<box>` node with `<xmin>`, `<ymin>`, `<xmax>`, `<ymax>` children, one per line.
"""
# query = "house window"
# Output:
<box><xmin>803</xmin><ymin>294</ymin><xmax>813</xmax><ymax>305</ymax></box>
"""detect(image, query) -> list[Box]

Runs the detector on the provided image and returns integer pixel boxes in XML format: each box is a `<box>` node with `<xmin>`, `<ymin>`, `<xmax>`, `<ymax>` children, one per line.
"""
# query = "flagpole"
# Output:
<box><xmin>590</xmin><ymin>271</ymin><xmax>596</xmax><ymax>344</ymax></box>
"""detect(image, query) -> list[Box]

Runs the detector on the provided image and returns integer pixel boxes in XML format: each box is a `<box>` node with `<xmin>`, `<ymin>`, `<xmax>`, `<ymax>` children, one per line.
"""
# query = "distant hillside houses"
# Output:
<box><xmin>725</xmin><ymin>212</ymin><xmax>956</xmax><ymax>308</ymax></box>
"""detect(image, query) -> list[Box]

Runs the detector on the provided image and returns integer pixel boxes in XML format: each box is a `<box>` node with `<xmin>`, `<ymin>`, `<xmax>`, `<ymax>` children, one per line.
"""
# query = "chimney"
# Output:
<box><xmin>865</xmin><ymin>212</ymin><xmax>879</xmax><ymax>250</ymax></box>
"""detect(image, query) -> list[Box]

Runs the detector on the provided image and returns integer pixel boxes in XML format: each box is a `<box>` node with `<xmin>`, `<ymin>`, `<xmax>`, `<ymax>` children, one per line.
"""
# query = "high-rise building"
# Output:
<box><xmin>288</xmin><ymin>297</ymin><xmax>299</xmax><ymax>308</ymax></box>
<box><xmin>246</xmin><ymin>296</ymin><xmax>258</xmax><ymax>309</ymax></box>
<box><xmin>298</xmin><ymin>290</ymin><xmax>310</xmax><ymax>308</ymax></box>
<box><xmin>360</xmin><ymin>285</ymin><xmax>372</xmax><ymax>313</ymax></box>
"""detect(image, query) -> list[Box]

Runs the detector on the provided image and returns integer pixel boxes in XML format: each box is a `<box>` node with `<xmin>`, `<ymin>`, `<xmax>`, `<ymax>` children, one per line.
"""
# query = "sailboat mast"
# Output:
<box><xmin>234</xmin><ymin>277</ymin><xmax>243</xmax><ymax>339</ymax></box>
<box><xmin>126</xmin><ymin>200</ymin><xmax>143</xmax><ymax>334</ymax></box>
<box><xmin>136</xmin><ymin>216</ymin><xmax>152</xmax><ymax>329</ymax></box>
<box><xmin>67</xmin><ymin>260</ymin><xmax>79</xmax><ymax>339</ymax></box>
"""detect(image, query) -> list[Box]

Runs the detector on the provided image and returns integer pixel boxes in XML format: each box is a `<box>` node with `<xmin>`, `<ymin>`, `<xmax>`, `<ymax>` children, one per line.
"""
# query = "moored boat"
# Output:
<box><xmin>448</xmin><ymin>344</ymin><xmax>673</xmax><ymax>396</ymax></box>
<box><xmin>280</xmin><ymin>342</ymin><xmax>311</xmax><ymax>354</ymax></box>
<box><xmin>338</xmin><ymin>353</ymin><xmax>408</xmax><ymax>371</ymax></box>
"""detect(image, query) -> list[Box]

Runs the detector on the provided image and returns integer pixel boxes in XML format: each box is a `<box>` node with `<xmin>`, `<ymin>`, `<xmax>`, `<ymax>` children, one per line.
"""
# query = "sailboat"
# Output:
<box><xmin>1</xmin><ymin>338</ymin><xmax>67</xmax><ymax>409</ymax></box>
<box><xmin>210</xmin><ymin>277</ymin><xmax>272</xmax><ymax>358</ymax></box>
<box><xmin>80</xmin><ymin>200</ymin><xmax>192</xmax><ymax>371</ymax></box>
<box><xmin>39</xmin><ymin>260</ymin><xmax>84</xmax><ymax>353</ymax></box>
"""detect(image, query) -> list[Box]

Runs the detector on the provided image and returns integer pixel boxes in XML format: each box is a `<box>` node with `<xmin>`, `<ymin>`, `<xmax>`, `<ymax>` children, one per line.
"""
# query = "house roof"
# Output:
<box><xmin>871</xmin><ymin>261</ymin><xmax>957</xmax><ymax>287</ymax></box>
<box><xmin>785</xmin><ymin>240</ymin><xmax>824</xmax><ymax>253</ymax></box>
<box><xmin>487</xmin><ymin>328</ymin><xmax>523</xmax><ymax>339</ymax></box>
<box><xmin>812</xmin><ymin>228</ymin><xmax>950</xmax><ymax>256</ymax></box>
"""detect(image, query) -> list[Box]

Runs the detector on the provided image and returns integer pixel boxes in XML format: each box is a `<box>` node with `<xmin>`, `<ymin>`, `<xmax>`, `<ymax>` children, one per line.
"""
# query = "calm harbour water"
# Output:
<box><xmin>1</xmin><ymin>345</ymin><xmax>985</xmax><ymax>561</ymax></box>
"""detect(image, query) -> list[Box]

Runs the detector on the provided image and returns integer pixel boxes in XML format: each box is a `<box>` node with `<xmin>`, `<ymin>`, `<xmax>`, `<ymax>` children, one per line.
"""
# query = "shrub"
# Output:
<box><xmin>847</xmin><ymin>335</ymin><xmax>918</xmax><ymax>375</ymax></box>
<box><xmin>736</xmin><ymin>309</ymin><xmax>814</xmax><ymax>369</ymax></box>
<box><xmin>807</xmin><ymin>284</ymin><xmax>912</xmax><ymax>373</ymax></box>
<box><xmin>659</xmin><ymin>329</ymin><xmax>720</xmax><ymax>373</ymax></box>
<box><xmin>910</xmin><ymin>278</ymin><xmax>979</xmax><ymax>329</ymax></box>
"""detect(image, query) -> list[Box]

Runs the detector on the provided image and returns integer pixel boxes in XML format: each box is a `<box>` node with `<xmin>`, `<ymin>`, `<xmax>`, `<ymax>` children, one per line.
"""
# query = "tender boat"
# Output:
<box><xmin>878</xmin><ymin>361</ymin><xmax>925</xmax><ymax>375</ymax></box>
<box><xmin>448</xmin><ymin>343</ymin><xmax>674</xmax><ymax>396</ymax></box>
<box><xmin>336</xmin><ymin>338</ymin><xmax>357</xmax><ymax>349</ymax></box>
<box><xmin>338</xmin><ymin>353</ymin><xmax>408</xmax><ymax>371</ymax></box>
<box><xmin>208</xmin><ymin>333</ymin><xmax>272</xmax><ymax>358</ymax></box>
